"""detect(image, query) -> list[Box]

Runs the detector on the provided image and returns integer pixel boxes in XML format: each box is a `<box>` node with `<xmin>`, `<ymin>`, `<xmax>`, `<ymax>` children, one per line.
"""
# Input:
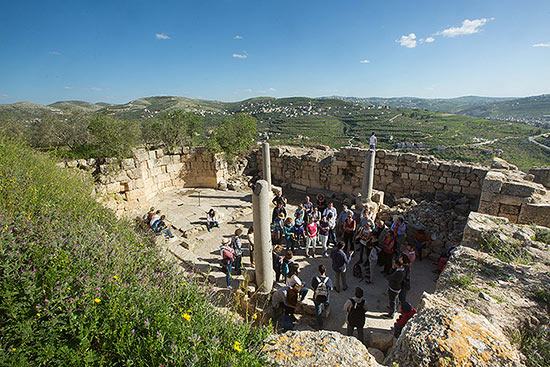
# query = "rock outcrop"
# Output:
<box><xmin>262</xmin><ymin>330</ymin><xmax>381</xmax><ymax>367</ymax></box>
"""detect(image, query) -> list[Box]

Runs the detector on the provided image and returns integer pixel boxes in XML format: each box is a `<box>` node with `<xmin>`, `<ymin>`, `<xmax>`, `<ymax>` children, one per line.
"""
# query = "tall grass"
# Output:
<box><xmin>0</xmin><ymin>136</ymin><xmax>270</xmax><ymax>366</ymax></box>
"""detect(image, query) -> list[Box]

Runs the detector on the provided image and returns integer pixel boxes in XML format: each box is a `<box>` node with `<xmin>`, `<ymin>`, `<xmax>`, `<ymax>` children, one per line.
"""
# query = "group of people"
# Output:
<box><xmin>144</xmin><ymin>207</ymin><xmax>175</xmax><ymax>239</ymax></box>
<box><xmin>266</xmin><ymin>191</ymin><xmax>429</xmax><ymax>341</ymax></box>
<box><xmin>220</xmin><ymin>227</ymin><xmax>254</xmax><ymax>288</ymax></box>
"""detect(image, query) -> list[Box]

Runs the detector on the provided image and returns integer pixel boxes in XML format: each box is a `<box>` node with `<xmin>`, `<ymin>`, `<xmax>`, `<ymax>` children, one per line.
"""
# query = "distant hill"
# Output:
<box><xmin>48</xmin><ymin>100</ymin><xmax>107</xmax><ymax>112</ymax></box>
<box><xmin>327</xmin><ymin>95</ymin><xmax>550</xmax><ymax>123</ymax></box>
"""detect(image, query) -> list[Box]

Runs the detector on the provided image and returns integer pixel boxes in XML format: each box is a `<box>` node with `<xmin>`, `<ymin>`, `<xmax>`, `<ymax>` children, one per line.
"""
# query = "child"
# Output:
<box><xmin>393</xmin><ymin>301</ymin><xmax>416</xmax><ymax>338</ymax></box>
<box><xmin>365</xmin><ymin>244</ymin><xmax>379</xmax><ymax>284</ymax></box>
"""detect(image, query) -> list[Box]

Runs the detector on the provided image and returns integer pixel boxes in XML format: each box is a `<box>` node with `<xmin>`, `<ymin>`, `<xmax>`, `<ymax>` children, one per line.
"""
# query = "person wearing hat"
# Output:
<box><xmin>393</xmin><ymin>301</ymin><xmax>416</xmax><ymax>337</ymax></box>
<box><xmin>220</xmin><ymin>239</ymin><xmax>234</xmax><ymax>288</ymax></box>
<box><xmin>343</xmin><ymin>287</ymin><xmax>368</xmax><ymax>343</ymax></box>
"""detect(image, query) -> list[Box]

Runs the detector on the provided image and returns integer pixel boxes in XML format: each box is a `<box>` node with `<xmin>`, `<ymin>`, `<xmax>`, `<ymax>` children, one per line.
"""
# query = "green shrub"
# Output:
<box><xmin>448</xmin><ymin>274</ymin><xmax>473</xmax><ymax>289</ymax></box>
<box><xmin>88</xmin><ymin>115</ymin><xmax>141</xmax><ymax>159</ymax></box>
<box><xmin>533</xmin><ymin>226</ymin><xmax>550</xmax><ymax>245</ymax></box>
<box><xmin>0</xmin><ymin>136</ymin><xmax>270</xmax><ymax>366</ymax></box>
<box><xmin>142</xmin><ymin>110</ymin><xmax>203</xmax><ymax>150</ymax></box>
<box><xmin>513</xmin><ymin>325</ymin><xmax>550</xmax><ymax>367</ymax></box>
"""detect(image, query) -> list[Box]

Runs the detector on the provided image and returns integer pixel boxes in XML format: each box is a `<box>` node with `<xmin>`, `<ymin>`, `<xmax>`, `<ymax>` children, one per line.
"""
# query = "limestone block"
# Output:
<box><xmin>409</xmin><ymin>173</ymin><xmax>420</xmax><ymax>181</ymax></box>
<box><xmin>150</xmin><ymin>166</ymin><xmax>162</xmax><ymax>177</ymax></box>
<box><xmin>518</xmin><ymin>203</ymin><xmax>550</xmax><ymax>227</ymax></box>
<box><xmin>146</xmin><ymin>159</ymin><xmax>157</xmax><ymax>169</ymax></box>
<box><xmin>134</xmin><ymin>178</ymin><xmax>144</xmax><ymax>189</ymax></box>
<box><xmin>482</xmin><ymin>176</ymin><xmax>504</xmax><ymax>194</ymax></box>
<box><xmin>499</xmin><ymin>203</ymin><xmax>520</xmax><ymax>215</ymax></box>
<box><xmin>148</xmin><ymin>150</ymin><xmax>156</xmax><ymax>159</ymax></box>
<box><xmin>462</xmin><ymin>187</ymin><xmax>480</xmax><ymax>196</ymax></box>
<box><xmin>122</xmin><ymin>158</ymin><xmax>135</xmax><ymax>169</ymax></box>
<box><xmin>460</xmin><ymin>179</ymin><xmax>470</xmax><ymax>187</ymax></box>
<box><xmin>447</xmin><ymin>177</ymin><xmax>460</xmax><ymax>185</ymax></box>
<box><xmin>161</xmin><ymin>155</ymin><xmax>171</xmax><ymax>165</ymax></box>
<box><xmin>403</xmin><ymin>166</ymin><xmax>413</xmax><ymax>173</ymax></box>
<box><xmin>132</xmin><ymin>148</ymin><xmax>149</xmax><ymax>161</ymax></box>
<box><xmin>154</xmin><ymin>148</ymin><xmax>164</xmax><ymax>158</ymax></box>
<box><xmin>114</xmin><ymin>171</ymin><xmax>130</xmax><ymax>183</ymax></box>
<box><xmin>452</xmin><ymin>185</ymin><xmax>462</xmax><ymax>193</ymax></box>
<box><xmin>369</xmin><ymin>332</ymin><xmax>395</xmax><ymax>354</ymax></box>
<box><xmin>420</xmin><ymin>174</ymin><xmax>429</xmax><ymax>181</ymax></box>
<box><xmin>501</xmin><ymin>181</ymin><xmax>540</xmax><ymax>197</ymax></box>
<box><xmin>401</xmin><ymin>173</ymin><xmax>409</xmax><ymax>180</ymax></box>
<box><xmin>106</xmin><ymin>182</ymin><xmax>121</xmax><ymax>194</ymax></box>
<box><xmin>496</xmin><ymin>213</ymin><xmax>519</xmax><ymax>223</ymax></box>
<box><xmin>449</xmin><ymin>165</ymin><xmax>460</xmax><ymax>172</ymax></box>
<box><xmin>478</xmin><ymin>200</ymin><xmax>500</xmax><ymax>216</ymax></box>
<box><xmin>439</xmin><ymin>177</ymin><xmax>446</xmax><ymax>184</ymax></box>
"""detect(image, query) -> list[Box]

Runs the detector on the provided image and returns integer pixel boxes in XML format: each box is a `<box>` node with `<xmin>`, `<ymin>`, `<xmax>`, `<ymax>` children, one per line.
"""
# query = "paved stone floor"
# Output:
<box><xmin>152</xmin><ymin>187</ymin><xmax>438</xmax><ymax>339</ymax></box>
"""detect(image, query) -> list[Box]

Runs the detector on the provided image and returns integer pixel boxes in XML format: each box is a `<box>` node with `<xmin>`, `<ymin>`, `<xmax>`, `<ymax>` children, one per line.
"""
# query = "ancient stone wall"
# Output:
<box><xmin>58</xmin><ymin>147</ymin><xmax>228</xmax><ymax>212</ymax></box>
<box><xmin>479</xmin><ymin>169</ymin><xmax>550</xmax><ymax>227</ymax></box>
<box><xmin>255</xmin><ymin>146</ymin><xmax>488</xmax><ymax>198</ymax></box>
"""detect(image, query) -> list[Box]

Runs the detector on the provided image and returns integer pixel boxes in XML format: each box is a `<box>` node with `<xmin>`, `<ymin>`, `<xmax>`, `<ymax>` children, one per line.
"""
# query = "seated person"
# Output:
<box><xmin>150</xmin><ymin>210</ymin><xmax>161</xmax><ymax>229</ymax></box>
<box><xmin>206</xmin><ymin>208</ymin><xmax>220</xmax><ymax>232</ymax></box>
<box><xmin>393</xmin><ymin>301</ymin><xmax>417</xmax><ymax>338</ymax></box>
<box><xmin>413</xmin><ymin>228</ymin><xmax>431</xmax><ymax>261</ymax></box>
<box><xmin>144</xmin><ymin>207</ymin><xmax>155</xmax><ymax>222</ymax></box>
<box><xmin>434</xmin><ymin>241</ymin><xmax>460</xmax><ymax>274</ymax></box>
<box><xmin>154</xmin><ymin>215</ymin><xmax>175</xmax><ymax>238</ymax></box>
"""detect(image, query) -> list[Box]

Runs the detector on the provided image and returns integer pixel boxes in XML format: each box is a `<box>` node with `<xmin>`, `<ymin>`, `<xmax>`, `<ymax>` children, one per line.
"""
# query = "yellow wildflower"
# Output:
<box><xmin>252</xmin><ymin>313</ymin><xmax>258</xmax><ymax>320</ymax></box>
<box><xmin>182</xmin><ymin>282</ymin><xmax>187</xmax><ymax>287</ymax></box>
<box><xmin>113</xmin><ymin>275</ymin><xmax>118</xmax><ymax>280</ymax></box>
<box><xmin>94</xmin><ymin>298</ymin><xmax>101</xmax><ymax>303</ymax></box>
<box><xmin>233</xmin><ymin>341</ymin><xmax>242</xmax><ymax>352</ymax></box>
<box><xmin>182</xmin><ymin>313</ymin><xmax>191</xmax><ymax>321</ymax></box>
<box><xmin>36</xmin><ymin>313</ymin><xmax>40</xmax><ymax>317</ymax></box>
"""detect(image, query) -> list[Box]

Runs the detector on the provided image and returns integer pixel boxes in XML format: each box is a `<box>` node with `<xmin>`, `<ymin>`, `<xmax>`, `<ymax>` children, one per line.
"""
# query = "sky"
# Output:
<box><xmin>1</xmin><ymin>0</ymin><xmax>549</xmax><ymax>105</ymax></box>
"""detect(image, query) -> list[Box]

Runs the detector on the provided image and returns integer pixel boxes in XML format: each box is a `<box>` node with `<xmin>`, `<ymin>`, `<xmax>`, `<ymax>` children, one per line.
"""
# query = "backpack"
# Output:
<box><xmin>281</xmin><ymin>261</ymin><xmax>292</xmax><ymax>277</ymax></box>
<box><xmin>348</xmin><ymin>299</ymin><xmax>366</xmax><ymax>327</ymax></box>
<box><xmin>353</xmin><ymin>263</ymin><xmax>362</xmax><ymax>278</ymax></box>
<box><xmin>314</xmin><ymin>276</ymin><xmax>329</xmax><ymax>302</ymax></box>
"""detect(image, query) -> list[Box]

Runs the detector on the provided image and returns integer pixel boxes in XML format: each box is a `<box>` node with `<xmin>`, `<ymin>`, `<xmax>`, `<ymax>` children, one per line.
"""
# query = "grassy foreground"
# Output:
<box><xmin>0</xmin><ymin>136</ymin><xmax>270</xmax><ymax>366</ymax></box>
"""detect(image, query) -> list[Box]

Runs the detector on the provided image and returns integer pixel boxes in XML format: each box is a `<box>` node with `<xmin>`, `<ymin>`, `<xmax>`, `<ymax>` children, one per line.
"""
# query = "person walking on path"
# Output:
<box><xmin>231</xmin><ymin>228</ymin><xmax>244</xmax><ymax>275</ymax></box>
<box><xmin>344</xmin><ymin>287</ymin><xmax>368</xmax><ymax>343</ymax></box>
<box><xmin>330</xmin><ymin>242</ymin><xmax>354</xmax><ymax>292</ymax></box>
<box><xmin>311</xmin><ymin>264</ymin><xmax>333</xmax><ymax>329</ymax></box>
<box><xmin>220</xmin><ymin>240</ymin><xmax>235</xmax><ymax>288</ymax></box>
<box><xmin>384</xmin><ymin>259</ymin><xmax>405</xmax><ymax>318</ymax></box>
<box><xmin>369</xmin><ymin>132</ymin><xmax>377</xmax><ymax>150</ymax></box>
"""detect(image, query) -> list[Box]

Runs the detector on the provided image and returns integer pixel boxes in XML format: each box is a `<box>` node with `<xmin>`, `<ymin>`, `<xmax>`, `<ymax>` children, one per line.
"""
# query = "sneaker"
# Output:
<box><xmin>228</xmin><ymin>285</ymin><xmax>233</xmax><ymax>289</ymax></box>
<box><xmin>207</xmin><ymin>228</ymin><xmax>211</xmax><ymax>232</ymax></box>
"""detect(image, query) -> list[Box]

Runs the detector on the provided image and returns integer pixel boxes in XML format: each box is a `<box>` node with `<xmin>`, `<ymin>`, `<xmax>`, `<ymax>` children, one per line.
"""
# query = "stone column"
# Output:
<box><xmin>361</xmin><ymin>148</ymin><xmax>376</xmax><ymax>201</ymax></box>
<box><xmin>252</xmin><ymin>180</ymin><xmax>273</xmax><ymax>292</ymax></box>
<box><xmin>262</xmin><ymin>142</ymin><xmax>272</xmax><ymax>189</ymax></box>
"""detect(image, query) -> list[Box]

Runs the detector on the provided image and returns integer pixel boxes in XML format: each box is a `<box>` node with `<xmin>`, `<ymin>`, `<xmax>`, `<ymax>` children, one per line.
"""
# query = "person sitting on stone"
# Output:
<box><xmin>272</xmin><ymin>190</ymin><xmax>287</xmax><ymax>208</ymax></box>
<box><xmin>344</xmin><ymin>287</ymin><xmax>368</xmax><ymax>344</ymax></box>
<box><xmin>144</xmin><ymin>207</ymin><xmax>155</xmax><ymax>222</ymax></box>
<box><xmin>393</xmin><ymin>301</ymin><xmax>416</xmax><ymax>338</ymax></box>
<box><xmin>434</xmin><ymin>241</ymin><xmax>461</xmax><ymax>274</ymax></box>
<box><xmin>206</xmin><ymin>208</ymin><xmax>220</xmax><ymax>232</ymax></box>
<box><xmin>154</xmin><ymin>215</ymin><xmax>175</xmax><ymax>239</ymax></box>
<box><xmin>384</xmin><ymin>259</ymin><xmax>405</xmax><ymax>318</ymax></box>
<box><xmin>286</xmin><ymin>264</ymin><xmax>308</xmax><ymax>301</ymax></box>
<box><xmin>150</xmin><ymin>209</ymin><xmax>161</xmax><ymax>229</ymax></box>
<box><xmin>413</xmin><ymin>228</ymin><xmax>431</xmax><ymax>261</ymax></box>
<box><xmin>272</xmin><ymin>201</ymin><xmax>287</xmax><ymax>224</ymax></box>
<box><xmin>311</xmin><ymin>264</ymin><xmax>333</xmax><ymax>329</ymax></box>
<box><xmin>391</xmin><ymin>216</ymin><xmax>407</xmax><ymax>250</ymax></box>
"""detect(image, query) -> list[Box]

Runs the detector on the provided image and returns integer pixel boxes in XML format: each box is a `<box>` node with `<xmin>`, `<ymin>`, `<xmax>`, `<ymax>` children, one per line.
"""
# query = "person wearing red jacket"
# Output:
<box><xmin>393</xmin><ymin>301</ymin><xmax>416</xmax><ymax>337</ymax></box>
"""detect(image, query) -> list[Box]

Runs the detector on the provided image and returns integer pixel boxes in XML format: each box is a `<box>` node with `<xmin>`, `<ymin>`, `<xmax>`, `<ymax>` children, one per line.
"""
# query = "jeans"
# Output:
<box><xmin>160</xmin><ymin>228</ymin><xmax>174</xmax><ymax>238</ymax></box>
<box><xmin>234</xmin><ymin>255</ymin><xmax>242</xmax><ymax>274</ymax></box>
<box><xmin>347</xmin><ymin>324</ymin><xmax>364</xmax><ymax>344</ymax></box>
<box><xmin>388</xmin><ymin>289</ymin><xmax>400</xmax><ymax>316</ymax></box>
<box><xmin>306</xmin><ymin>235</ymin><xmax>317</xmax><ymax>255</ymax></box>
<box><xmin>207</xmin><ymin>221</ymin><xmax>219</xmax><ymax>230</ymax></box>
<box><xmin>225</xmin><ymin>262</ymin><xmax>232</xmax><ymax>287</ymax></box>
<box><xmin>334</xmin><ymin>269</ymin><xmax>347</xmax><ymax>291</ymax></box>
<box><xmin>329</xmin><ymin>229</ymin><xmax>337</xmax><ymax>245</ymax></box>
<box><xmin>314</xmin><ymin>298</ymin><xmax>330</xmax><ymax>328</ymax></box>
<box><xmin>285</xmin><ymin>237</ymin><xmax>296</xmax><ymax>252</ymax></box>
<box><xmin>319</xmin><ymin>234</ymin><xmax>329</xmax><ymax>253</ymax></box>
<box><xmin>299</xmin><ymin>284</ymin><xmax>309</xmax><ymax>301</ymax></box>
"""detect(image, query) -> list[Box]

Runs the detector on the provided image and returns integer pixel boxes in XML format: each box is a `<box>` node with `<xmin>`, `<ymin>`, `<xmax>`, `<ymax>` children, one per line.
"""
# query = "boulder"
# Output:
<box><xmin>368</xmin><ymin>332</ymin><xmax>395</xmax><ymax>354</ymax></box>
<box><xmin>385</xmin><ymin>293</ymin><xmax>522</xmax><ymax>367</ymax></box>
<box><xmin>491</xmin><ymin>157</ymin><xmax>518</xmax><ymax>171</ymax></box>
<box><xmin>262</xmin><ymin>330</ymin><xmax>382</xmax><ymax>367</ymax></box>
<box><xmin>367</xmin><ymin>348</ymin><xmax>385</xmax><ymax>364</ymax></box>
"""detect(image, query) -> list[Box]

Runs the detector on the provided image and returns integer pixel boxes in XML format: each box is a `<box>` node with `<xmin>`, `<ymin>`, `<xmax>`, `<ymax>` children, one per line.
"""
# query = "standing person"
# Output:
<box><xmin>399</xmin><ymin>253</ymin><xmax>411</xmax><ymax>304</ymax></box>
<box><xmin>381</xmin><ymin>231</ymin><xmax>396</xmax><ymax>275</ymax></box>
<box><xmin>231</xmin><ymin>228</ymin><xmax>244</xmax><ymax>275</ymax></box>
<box><xmin>342</xmin><ymin>212</ymin><xmax>356</xmax><ymax>254</ymax></box>
<box><xmin>272</xmin><ymin>245</ymin><xmax>284</xmax><ymax>283</ymax></box>
<box><xmin>305</xmin><ymin>218</ymin><xmax>318</xmax><ymax>258</ymax></box>
<box><xmin>247</xmin><ymin>227</ymin><xmax>255</xmax><ymax>268</ymax></box>
<box><xmin>286</xmin><ymin>264</ymin><xmax>309</xmax><ymax>301</ymax></box>
<box><xmin>384</xmin><ymin>259</ymin><xmax>405</xmax><ymax>318</ymax></box>
<box><xmin>272</xmin><ymin>190</ymin><xmax>287</xmax><ymax>208</ymax></box>
<box><xmin>330</xmin><ymin>242</ymin><xmax>354</xmax><ymax>292</ymax></box>
<box><xmin>311</xmin><ymin>264</ymin><xmax>333</xmax><ymax>329</ymax></box>
<box><xmin>337</xmin><ymin>205</ymin><xmax>354</xmax><ymax>239</ymax></box>
<box><xmin>272</xmin><ymin>212</ymin><xmax>285</xmax><ymax>245</ymax></box>
<box><xmin>365</xmin><ymin>243</ymin><xmax>378</xmax><ymax>284</ymax></box>
<box><xmin>303</xmin><ymin>196</ymin><xmax>314</xmax><ymax>223</ymax></box>
<box><xmin>324</xmin><ymin>202</ymin><xmax>338</xmax><ymax>244</ymax></box>
<box><xmin>311</xmin><ymin>206</ymin><xmax>321</xmax><ymax>224</ymax></box>
<box><xmin>283</xmin><ymin>218</ymin><xmax>296</xmax><ymax>252</ymax></box>
<box><xmin>294</xmin><ymin>204</ymin><xmax>305</xmax><ymax>227</ymax></box>
<box><xmin>391</xmin><ymin>216</ymin><xmax>407</xmax><ymax>251</ymax></box>
<box><xmin>369</xmin><ymin>219</ymin><xmax>389</xmax><ymax>249</ymax></box>
<box><xmin>272</xmin><ymin>202</ymin><xmax>287</xmax><ymax>224</ymax></box>
<box><xmin>316</xmin><ymin>193</ymin><xmax>327</xmax><ymax>215</ymax></box>
<box><xmin>206</xmin><ymin>209</ymin><xmax>220</xmax><ymax>232</ymax></box>
<box><xmin>344</xmin><ymin>287</ymin><xmax>368</xmax><ymax>343</ymax></box>
<box><xmin>281</xmin><ymin>250</ymin><xmax>295</xmax><ymax>281</ymax></box>
<box><xmin>220</xmin><ymin>240</ymin><xmax>235</xmax><ymax>288</ymax></box>
<box><xmin>318</xmin><ymin>216</ymin><xmax>330</xmax><ymax>257</ymax></box>
<box><xmin>355</xmin><ymin>221</ymin><xmax>373</xmax><ymax>264</ymax></box>
<box><xmin>369</xmin><ymin>132</ymin><xmax>377</xmax><ymax>150</ymax></box>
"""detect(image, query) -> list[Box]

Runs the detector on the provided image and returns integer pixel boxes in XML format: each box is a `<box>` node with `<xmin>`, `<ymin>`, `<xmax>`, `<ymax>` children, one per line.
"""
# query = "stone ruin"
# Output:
<box><xmin>59</xmin><ymin>144</ymin><xmax>550</xmax><ymax>366</ymax></box>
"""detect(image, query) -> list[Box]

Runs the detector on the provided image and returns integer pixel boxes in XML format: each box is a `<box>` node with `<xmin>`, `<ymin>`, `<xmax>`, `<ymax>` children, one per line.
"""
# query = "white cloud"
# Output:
<box><xmin>424</xmin><ymin>36</ymin><xmax>435</xmax><ymax>43</ymax></box>
<box><xmin>437</xmin><ymin>18</ymin><xmax>493</xmax><ymax>38</ymax></box>
<box><xmin>48</xmin><ymin>51</ymin><xmax>62</xmax><ymax>56</ymax></box>
<box><xmin>397</xmin><ymin>33</ymin><xmax>417</xmax><ymax>48</ymax></box>
<box><xmin>359</xmin><ymin>59</ymin><xmax>370</xmax><ymax>63</ymax></box>
<box><xmin>232</xmin><ymin>53</ymin><xmax>247</xmax><ymax>59</ymax></box>
<box><xmin>268</xmin><ymin>87</ymin><xmax>276</xmax><ymax>92</ymax></box>
<box><xmin>533</xmin><ymin>43</ymin><xmax>550</xmax><ymax>47</ymax></box>
<box><xmin>234</xmin><ymin>35</ymin><xmax>243</xmax><ymax>40</ymax></box>
<box><xmin>64</xmin><ymin>86</ymin><xmax>74</xmax><ymax>90</ymax></box>
<box><xmin>88</xmin><ymin>87</ymin><xmax>102</xmax><ymax>91</ymax></box>
<box><xmin>155</xmin><ymin>33</ymin><xmax>170</xmax><ymax>40</ymax></box>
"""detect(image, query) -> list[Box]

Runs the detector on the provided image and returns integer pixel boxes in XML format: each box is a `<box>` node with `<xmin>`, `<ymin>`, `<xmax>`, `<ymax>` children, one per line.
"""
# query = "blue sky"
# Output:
<box><xmin>1</xmin><ymin>0</ymin><xmax>549</xmax><ymax>105</ymax></box>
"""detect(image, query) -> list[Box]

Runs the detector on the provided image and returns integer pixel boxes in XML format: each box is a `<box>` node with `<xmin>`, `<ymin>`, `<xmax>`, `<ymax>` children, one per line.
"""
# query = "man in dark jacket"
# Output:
<box><xmin>330</xmin><ymin>241</ymin><xmax>354</xmax><ymax>292</ymax></box>
<box><xmin>384</xmin><ymin>259</ymin><xmax>405</xmax><ymax>318</ymax></box>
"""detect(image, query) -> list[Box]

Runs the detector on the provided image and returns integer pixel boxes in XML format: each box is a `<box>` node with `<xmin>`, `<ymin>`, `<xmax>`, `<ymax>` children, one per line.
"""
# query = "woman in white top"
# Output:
<box><xmin>285</xmin><ymin>264</ymin><xmax>309</xmax><ymax>301</ymax></box>
<box><xmin>206</xmin><ymin>208</ymin><xmax>220</xmax><ymax>232</ymax></box>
